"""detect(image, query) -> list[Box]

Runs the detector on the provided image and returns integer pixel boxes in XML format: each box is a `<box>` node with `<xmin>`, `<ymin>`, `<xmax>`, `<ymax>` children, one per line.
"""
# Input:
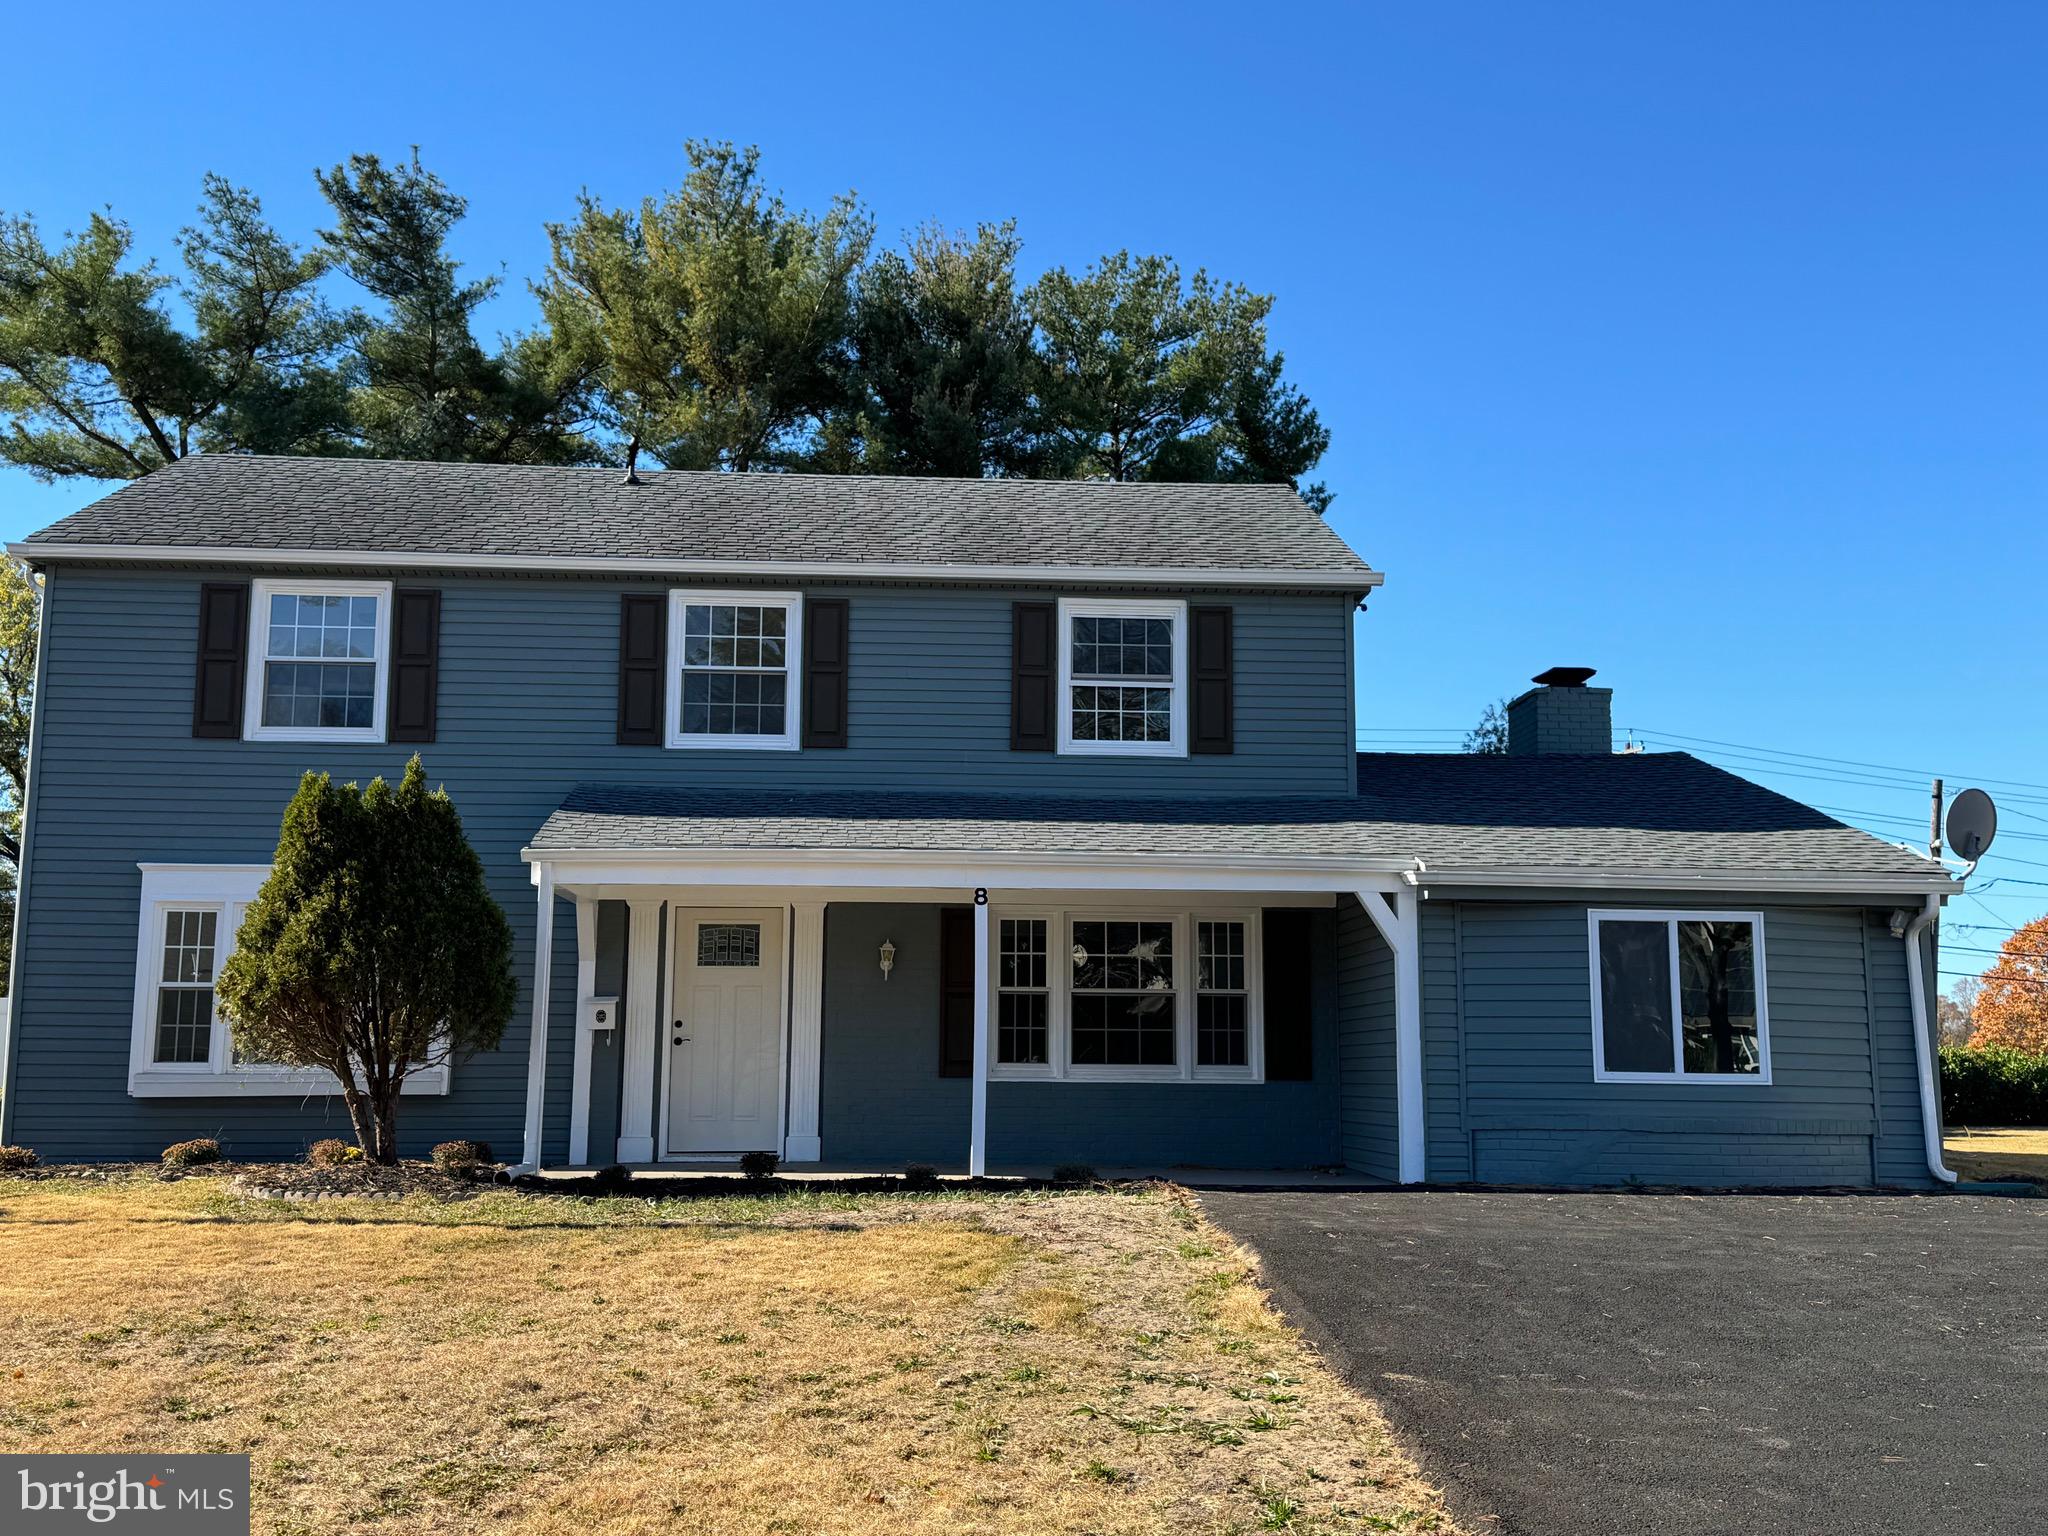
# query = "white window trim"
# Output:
<box><xmin>1055</xmin><ymin>596</ymin><xmax>1188</xmax><ymax>757</ymax></box>
<box><xmin>987</xmin><ymin>906</ymin><xmax>1263</xmax><ymax>1084</ymax></box>
<box><xmin>1587</xmin><ymin>908</ymin><xmax>1772</xmax><ymax>1086</ymax></box>
<box><xmin>128</xmin><ymin>864</ymin><xmax>450</xmax><ymax>1099</ymax></box>
<box><xmin>664</xmin><ymin>589</ymin><xmax>804</xmax><ymax>752</ymax></box>
<box><xmin>242</xmin><ymin>577</ymin><xmax>394</xmax><ymax>744</ymax></box>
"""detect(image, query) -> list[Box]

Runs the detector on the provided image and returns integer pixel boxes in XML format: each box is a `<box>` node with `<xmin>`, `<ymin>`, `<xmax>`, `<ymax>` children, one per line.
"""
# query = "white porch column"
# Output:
<box><xmin>567</xmin><ymin>898</ymin><xmax>598</xmax><ymax>1167</ymax></box>
<box><xmin>785</xmin><ymin>901</ymin><xmax>826</xmax><ymax>1162</ymax></box>
<box><xmin>1355</xmin><ymin>887</ymin><xmax>1426</xmax><ymax>1184</ymax></box>
<box><xmin>616</xmin><ymin>897</ymin><xmax>664</xmax><ymax>1164</ymax></box>
<box><xmin>518</xmin><ymin>864</ymin><xmax>557</xmax><ymax>1171</ymax></box>
<box><xmin>968</xmin><ymin>890</ymin><xmax>991</xmax><ymax>1177</ymax></box>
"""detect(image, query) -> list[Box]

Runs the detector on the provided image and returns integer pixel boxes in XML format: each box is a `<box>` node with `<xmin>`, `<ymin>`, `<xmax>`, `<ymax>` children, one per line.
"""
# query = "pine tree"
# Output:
<box><xmin>216</xmin><ymin>758</ymin><xmax>516</xmax><ymax>1162</ymax></box>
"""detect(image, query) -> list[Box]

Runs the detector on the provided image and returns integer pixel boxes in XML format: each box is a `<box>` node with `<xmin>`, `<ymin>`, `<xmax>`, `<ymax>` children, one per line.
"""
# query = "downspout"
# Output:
<box><xmin>1901</xmin><ymin>894</ymin><xmax>1957</xmax><ymax>1185</ymax></box>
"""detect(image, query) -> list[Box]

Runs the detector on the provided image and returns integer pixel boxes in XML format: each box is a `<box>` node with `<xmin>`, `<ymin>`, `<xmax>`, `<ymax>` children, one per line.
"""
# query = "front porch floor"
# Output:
<box><xmin>526</xmin><ymin>1162</ymin><xmax>1393</xmax><ymax>1191</ymax></box>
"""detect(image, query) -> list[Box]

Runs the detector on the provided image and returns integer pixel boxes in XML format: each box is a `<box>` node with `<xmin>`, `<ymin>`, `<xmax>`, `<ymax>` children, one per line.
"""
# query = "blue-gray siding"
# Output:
<box><xmin>1425</xmin><ymin>900</ymin><xmax>1930</xmax><ymax>1187</ymax></box>
<box><xmin>5</xmin><ymin>566</ymin><xmax>1352</xmax><ymax>1160</ymax></box>
<box><xmin>1335</xmin><ymin>894</ymin><xmax>1397</xmax><ymax>1179</ymax></box>
<box><xmin>822</xmin><ymin>904</ymin><xmax>1343</xmax><ymax>1169</ymax></box>
<box><xmin>1421</xmin><ymin>902</ymin><xmax>1469</xmax><ymax>1180</ymax></box>
<box><xmin>2</xmin><ymin>564</ymin><xmax>1943</xmax><ymax>1191</ymax></box>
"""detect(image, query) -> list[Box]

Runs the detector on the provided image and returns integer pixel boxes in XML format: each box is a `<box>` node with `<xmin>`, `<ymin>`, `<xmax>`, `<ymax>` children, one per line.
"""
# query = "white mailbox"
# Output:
<box><xmin>580</xmin><ymin>995</ymin><xmax>620</xmax><ymax>1032</ymax></box>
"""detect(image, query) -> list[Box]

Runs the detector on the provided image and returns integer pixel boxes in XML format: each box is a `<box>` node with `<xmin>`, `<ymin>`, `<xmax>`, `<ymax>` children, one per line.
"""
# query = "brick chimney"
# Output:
<box><xmin>1507</xmin><ymin>667</ymin><xmax>1612</xmax><ymax>755</ymax></box>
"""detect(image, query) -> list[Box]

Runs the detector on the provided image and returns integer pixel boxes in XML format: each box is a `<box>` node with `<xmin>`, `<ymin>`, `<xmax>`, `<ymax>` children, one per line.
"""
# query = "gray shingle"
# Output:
<box><xmin>22</xmin><ymin>454</ymin><xmax>1373</xmax><ymax>578</ymax></box>
<box><xmin>526</xmin><ymin>752</ymin><xmax>1945</xmax><ymax>882</ymax></box>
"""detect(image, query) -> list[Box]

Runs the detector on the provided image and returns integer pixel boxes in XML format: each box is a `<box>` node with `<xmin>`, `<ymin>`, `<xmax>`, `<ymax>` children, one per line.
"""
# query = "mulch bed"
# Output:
<box><xmin>4</xmin><ymin>1159</ymin><xmax>495</xmax><ymax>1200</ymax></box>
<box><xmin>227</xmin><ymin>1159</ymin><xmax>496</xmax><ymax>1202</ymax></box>
<box><xmin>5</xmin><ymin>1162</ymin><xmax>238</xmax><ymax>1184</ymax></box>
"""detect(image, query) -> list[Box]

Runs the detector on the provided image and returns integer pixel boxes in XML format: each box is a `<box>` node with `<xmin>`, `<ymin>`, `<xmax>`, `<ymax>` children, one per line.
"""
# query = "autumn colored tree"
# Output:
<box><xmin>1966</xmin><ymin>914</ymin><xmax>2048</xmax><ymax>1054</ymax></box>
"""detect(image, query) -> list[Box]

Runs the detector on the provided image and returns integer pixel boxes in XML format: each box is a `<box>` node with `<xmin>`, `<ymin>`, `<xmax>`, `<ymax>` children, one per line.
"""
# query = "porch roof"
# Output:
<box><xmin>526</xmin><ymin>756</ymin><xmax>1955</xmax><ymax>893</ymax></box>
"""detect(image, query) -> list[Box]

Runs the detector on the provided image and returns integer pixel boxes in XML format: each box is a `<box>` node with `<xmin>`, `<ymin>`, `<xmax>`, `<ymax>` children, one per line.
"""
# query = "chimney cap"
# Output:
<box><xmin>1531</xmin><ymin>666</ymin><xmax>1597</xmax><ymax>688</ymax></box>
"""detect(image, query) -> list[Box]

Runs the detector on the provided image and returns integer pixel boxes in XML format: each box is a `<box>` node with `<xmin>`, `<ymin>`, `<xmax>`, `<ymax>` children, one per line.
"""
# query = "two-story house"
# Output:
<box><xmin>0</xmin><ymin>456</ymin><xmax>1960</xmax><ymax>1186</ymax></box>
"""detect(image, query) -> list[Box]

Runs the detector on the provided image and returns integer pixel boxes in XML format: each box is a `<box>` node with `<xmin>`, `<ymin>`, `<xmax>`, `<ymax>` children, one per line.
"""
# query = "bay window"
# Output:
<box><xmin>129</xmin><ymin>864</ymin><xmax>450</xmax><ymax>1098</ymax></box>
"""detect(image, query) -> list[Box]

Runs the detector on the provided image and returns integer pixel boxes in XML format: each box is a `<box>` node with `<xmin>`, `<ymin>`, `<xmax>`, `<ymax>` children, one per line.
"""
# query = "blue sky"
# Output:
<box><xmin>6</xmin><ymin>2</ymin><xmax>2044</xmax><ymax>970</ymax></box>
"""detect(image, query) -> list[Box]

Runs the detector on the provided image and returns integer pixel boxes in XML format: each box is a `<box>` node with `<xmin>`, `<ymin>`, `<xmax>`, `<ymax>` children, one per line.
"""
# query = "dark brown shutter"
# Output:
<box><xmin>1010</xmin><ymin>601</ymin><xmax>1056</xmax><ymax>751</ymax></box>
<box><xmin>192</xmin><ymin>582</ymin><xmax>249</xmax><ymax>739</ymax></box>
<box><xmin>1263</xmin><ymin>908</ymin><xmax>1313</xmax><ymax>1081</ymax></box>
<box><xmin>1190</xmin><ymin>604</ymin><xmax>1234</xmax><ymax>755</ymax></box>
<box><xmin>938</xmin><ymin>906</ymin><xmax>974</xmax><ymax>1077</ymax></box>
<box><xmin>802</xmin><ymin>598</ymin><xmax>849</xmax><ymax>748</ymax></box>
<box><xmin>387</xmin><ymin>588</ymin><xmax>441</xmax><ymax>743</ymax></box>
<box><xmin>617</xmin><ymin>594</ymin><xmax>666</xmax><ymax>745</ymax></box>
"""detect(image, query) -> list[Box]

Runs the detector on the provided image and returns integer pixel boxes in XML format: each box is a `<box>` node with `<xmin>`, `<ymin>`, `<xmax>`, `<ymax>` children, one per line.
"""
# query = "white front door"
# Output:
<box><xmin>664</xmin><ymin>910</ymin><xmax>785</xmax><ymax>1156</ymax></box>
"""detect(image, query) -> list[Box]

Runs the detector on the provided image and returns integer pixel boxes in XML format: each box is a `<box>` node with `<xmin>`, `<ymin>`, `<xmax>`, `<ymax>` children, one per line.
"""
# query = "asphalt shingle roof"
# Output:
<box><xmin>22</xmin><ymin>454</ymin><xmax>1373</xmax><ymax>579</ymax></box>
<box><xmin>527</xmin><ymin>752</ymin><xmax>1946</xmax><ymax>884</ymax></box>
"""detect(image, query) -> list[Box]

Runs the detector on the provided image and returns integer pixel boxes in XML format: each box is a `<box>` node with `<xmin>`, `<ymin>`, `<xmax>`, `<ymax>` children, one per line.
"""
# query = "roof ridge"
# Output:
<box><xmin>169</xmin><ymin>453</ymin><xmax>1312</xmax><ymax>496</ymax></box>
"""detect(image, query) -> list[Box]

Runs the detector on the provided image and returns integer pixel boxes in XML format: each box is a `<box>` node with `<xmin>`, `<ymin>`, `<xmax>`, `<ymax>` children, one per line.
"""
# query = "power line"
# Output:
<box><xmin>1812</xmin><ymin>804</ymin><xmax>2048</xmax><ymax>844</ymax></box>
<box><xmin>1619</xmin><ymin>725</ymin><xmax>2048</xmax><ymax>798</ymax></box>
<box><xmin>1643</xmin><ymin>747</ymin><xmax>2048</xmax><ymax>810</ymax></box>
<box><xmin>1628</xmin><ymin>744</ymin><xmax>2019</xmax><ymax>803</ymax></box>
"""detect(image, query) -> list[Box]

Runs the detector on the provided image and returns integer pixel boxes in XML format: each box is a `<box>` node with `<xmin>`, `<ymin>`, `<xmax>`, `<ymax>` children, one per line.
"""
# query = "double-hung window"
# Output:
<box><xmin>990</xmin><ymin>908</ymin><xmax>1262</xmax><ymax>1081</ymax></box>
<box><xmin>1588</xmin><ymin>910</ymin><xmax>1770</xmax><ymax>1083</ymax></box>
<box><xmin>666</xmin><ymin>590</ymin><xmax>803</xmax><ymax>750</ymax></box>
<box><xmin>153</xmin><ymin>908</ymin><xmax>220</xmax><ymax>1066</ymax></box>
<box><xmin>1196</xmin><ymin>920</ymin><xmax>1251</xmax><ymax>1067</ymax></box>
<box><xmin>1056</xmin><ymin>597</ymin><xmax>1187</xmax><ymax>756</ymax></box>
<box><xmin>996</xmin><ymin>918</ymin><xmax>1051</xmax><ymax>1066</ymax></box>
<box><xmin>244</xmin><ymin>578</ymin><xmax>392</xmax><ymax>742</ymax></box>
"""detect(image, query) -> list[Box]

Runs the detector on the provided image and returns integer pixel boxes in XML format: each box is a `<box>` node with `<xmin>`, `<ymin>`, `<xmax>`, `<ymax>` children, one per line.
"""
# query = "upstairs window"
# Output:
<box><xmin>1057</xmin><ymin>598</ymin><xmax>1186</xmax><ymax>756</ymax></box>
<box><xmin>666</xmin><ymin>591</ymin><xmax>802</xmax><ymax>750</ymax></box>
<box><xmin>1589</xmin><ymin>911</ymin><xmax>1770</xmax><ymax>1083</ymax></box>
<box><xmin>244</xmin><ymin>578</ymin><xmax>391</xmax><ymax>742</ymax></box>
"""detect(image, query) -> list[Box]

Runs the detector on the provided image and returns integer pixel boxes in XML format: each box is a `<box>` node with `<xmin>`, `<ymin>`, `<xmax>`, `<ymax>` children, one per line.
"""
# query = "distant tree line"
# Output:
<box><xmin>0</xmin><ymin>141</ymin><xmax>1331</xmax><ymax>508</ymax></box>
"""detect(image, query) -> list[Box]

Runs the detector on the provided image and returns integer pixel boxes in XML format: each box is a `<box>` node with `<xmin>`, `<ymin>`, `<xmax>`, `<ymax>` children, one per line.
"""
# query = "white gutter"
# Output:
<box><xmin>1902</xmin><ymin>895</ymin><xmax>1959</xmax><ymax>1185</ymax></box>
<box><xmin>1402</xmin><ymin>864</ymin><xmax>1958</xmax><ymax>897</ymax></box>
<box><xmin>5</xmin><ymin>540</ymin><xmax>1384</xmax><ymax>593</ymax></box>
<box><xmin>519</xmin><ymin>845</ymin><xmax>1419</xmax><ymax>875</ymax></box>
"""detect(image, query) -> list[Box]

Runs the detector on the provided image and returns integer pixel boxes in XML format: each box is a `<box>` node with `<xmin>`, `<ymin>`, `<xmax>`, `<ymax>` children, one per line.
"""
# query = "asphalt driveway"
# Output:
<box><xmin>1202</xmin><ymin>1190</ymin><xmax>2048</xmax><ymax>1536</ymax></box>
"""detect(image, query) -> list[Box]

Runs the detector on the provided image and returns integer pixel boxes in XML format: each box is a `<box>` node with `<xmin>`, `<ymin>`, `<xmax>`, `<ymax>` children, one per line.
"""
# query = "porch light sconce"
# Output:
<box><xmin>878</xmin><ymin>939</ymin><xmax>897</xmax><ymax>981</ymax></box>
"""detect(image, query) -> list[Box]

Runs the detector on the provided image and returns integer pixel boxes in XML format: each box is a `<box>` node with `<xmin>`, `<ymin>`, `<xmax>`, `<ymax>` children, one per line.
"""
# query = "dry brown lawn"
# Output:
<box><xmin>1945</xmin><ymin>1125</ymin><xmax>2048</xmax><ymax>1185</ymax></box>
<box><xmin>0</xmin><ymin>1176</ymin><xmax>1456</xmax><ymax>1535</ymax></box>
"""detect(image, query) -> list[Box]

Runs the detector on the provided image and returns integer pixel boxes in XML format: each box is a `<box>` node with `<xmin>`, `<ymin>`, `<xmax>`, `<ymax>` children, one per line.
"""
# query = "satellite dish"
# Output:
<box><xmin>1946</xmin><ymin>788</ymin><xmax>1998</xmax><ymax>861</ymax></box>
